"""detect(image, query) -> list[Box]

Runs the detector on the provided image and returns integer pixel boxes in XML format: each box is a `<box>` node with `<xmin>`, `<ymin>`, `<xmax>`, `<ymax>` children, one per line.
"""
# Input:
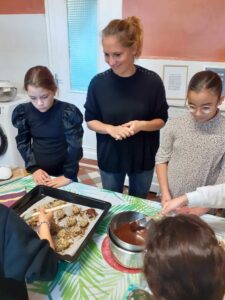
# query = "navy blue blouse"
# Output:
<box><xmin>12</xmin><ymin>100</ymin><xmax>83</xmax><ymax>181</ymax></box>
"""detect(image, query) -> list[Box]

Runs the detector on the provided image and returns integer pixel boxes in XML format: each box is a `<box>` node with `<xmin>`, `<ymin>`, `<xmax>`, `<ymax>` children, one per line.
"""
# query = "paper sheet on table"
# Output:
<box><xmin>21</xmin><ymin>196</ymin><xmax>104</xmax><ymax>257</ymax></box>
<box><xmin>201</xmin><ymin>214</ymin><xmax>225</xmax><ymax>239</ymax></box>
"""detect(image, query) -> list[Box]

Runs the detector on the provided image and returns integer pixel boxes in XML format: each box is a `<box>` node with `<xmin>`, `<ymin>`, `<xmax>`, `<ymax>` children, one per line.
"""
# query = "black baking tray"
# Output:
<box><xmin>11</xmin><ymin>185</ymin><xmax>111</xmax><ymax>262</ymax></box>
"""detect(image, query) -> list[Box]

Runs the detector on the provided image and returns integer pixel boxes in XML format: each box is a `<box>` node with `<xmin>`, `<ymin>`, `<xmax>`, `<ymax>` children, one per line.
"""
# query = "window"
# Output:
<box><xmin>67</xmin><ymin>0</ymin><xmax>97</xmax><ymax>91</ymax></box>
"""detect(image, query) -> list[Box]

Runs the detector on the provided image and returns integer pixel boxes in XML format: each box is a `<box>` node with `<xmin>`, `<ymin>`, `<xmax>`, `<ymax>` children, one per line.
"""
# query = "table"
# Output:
<box><xmin>1</xmin><ymin>176</ymin><xmax>225</xmax><ymax>300</ymax></box>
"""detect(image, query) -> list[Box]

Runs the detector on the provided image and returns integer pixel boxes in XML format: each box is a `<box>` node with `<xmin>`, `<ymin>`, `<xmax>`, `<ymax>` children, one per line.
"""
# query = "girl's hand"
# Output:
<box><xmin>38</xmin><ymin>208</ymin><xmax>55</xmax><ymax>249</ymax></box>
<box><xmin>162</xmin><ymin>194</ymin><xmax>188</xmax><ymax>215</ymax></box>
<box><xmin>32</xmin><ymin>169</ymin><xmax>50</xmax><ymax>185</ymax></box>
<box><xmin>38</xmin><ymin>207</ymin><xmax>54</xmax><ymax>223</ymax></box>
<box><xmin>107</xmin><ymin>125</ymin><xmax>134</xmax><ymax>140</ymax></box>
<box><xmin>45</xmin><ymin>175</ymin><xmax>72</xmax><ymax>188</ymax></box>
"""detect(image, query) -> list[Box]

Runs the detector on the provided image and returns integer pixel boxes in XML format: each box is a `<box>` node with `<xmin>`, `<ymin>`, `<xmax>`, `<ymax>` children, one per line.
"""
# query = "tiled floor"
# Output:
<box><xmin>78</xmin><ymin>159</ymin><xmax>102</xmax><ymax>188</ymax></box>
<box><xmin>78</xmin><ymin>158</ymin><xmax>160</xmax><ymax>201</ymax></box>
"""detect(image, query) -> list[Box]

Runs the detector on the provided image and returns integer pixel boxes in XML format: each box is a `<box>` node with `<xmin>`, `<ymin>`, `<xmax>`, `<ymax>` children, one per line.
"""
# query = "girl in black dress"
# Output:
<box><xmin>12</xmin><ymin>66</ymin><xmax>83</xmax><ymax>188</ymax></box>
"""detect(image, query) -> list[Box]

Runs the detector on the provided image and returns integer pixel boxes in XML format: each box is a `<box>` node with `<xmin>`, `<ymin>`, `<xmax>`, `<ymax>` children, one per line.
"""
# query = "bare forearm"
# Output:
<box><xmin>38</xmin><ymin>223</ymin><xmax>55</xmax><ymax>250</ymax></box>
<box><xmin>156</xmin><ymin>163</ymin><xmax>170</xmax><ymax>194</ymax></box>
<box><xmin>38</xmin><ymin>210</ymin><xmax>55</xmax><ymax>249</ymax></box>
<box><xmin>138</xmin><ymin>119</ymin><xmax>165</xmax><ymax>131</ymax></box>
<box><xmin>87</xmin><ymin>120</ymin><xmax>113</xmax><ymax>134</ymax></box>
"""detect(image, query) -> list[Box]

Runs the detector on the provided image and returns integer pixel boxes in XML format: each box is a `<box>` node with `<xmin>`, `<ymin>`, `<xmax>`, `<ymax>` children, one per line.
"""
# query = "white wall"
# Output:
<box><xmin>1</xmin><ymin>2</ymin><xmax>225</xmax><ymax>192</ymax></box>
<box><xmin>1</xmin><ymin>3</ymin><xmax>225</xmax><ymax>164</ymax></box>
<box><xmin>97</xmin><ymin>0</ymin><xmax>122</xmax><ymax>72</ymax></box>
<box><xmin>88</xmin><ymin>1</ymin><xmax>225</xmax><ymax>158</ymax></box>
<box><xmin>0</xmin><ymin>14</ymin><xmax>49</xmax><ymax>93</ymax></box>
<box><xmin>1</xmin><ymin>4</ymin><xmax>225</xmax><ymax>102</ymax></box>
<box><xmin>138</xmin><ymin>58</ymin><xmax>225</xmax><ymax>109</ymax></box>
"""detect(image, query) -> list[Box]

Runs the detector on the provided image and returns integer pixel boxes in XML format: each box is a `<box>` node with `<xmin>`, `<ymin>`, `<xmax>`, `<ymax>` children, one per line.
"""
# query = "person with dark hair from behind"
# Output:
<box><xmin>144</xmin><ymin>215</ymin><xmax>225</xmax><ymax>300</ymax></box>
<box><xmin>0</xmin><ymin>204</ymin><xmax>58</xmax><ymax>300</ymax></box>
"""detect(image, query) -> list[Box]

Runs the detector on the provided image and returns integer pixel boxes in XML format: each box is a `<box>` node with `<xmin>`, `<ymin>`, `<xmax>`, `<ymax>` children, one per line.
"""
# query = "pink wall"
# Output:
<box><xmin>123</xmin><ymin>0</ymin><xmax>225</xmax><ymax>62</ymax></box>
<box><xmin>0</xmin><ymin>0</ymin><xmax>45</xmax><ymax>14</ymax></box>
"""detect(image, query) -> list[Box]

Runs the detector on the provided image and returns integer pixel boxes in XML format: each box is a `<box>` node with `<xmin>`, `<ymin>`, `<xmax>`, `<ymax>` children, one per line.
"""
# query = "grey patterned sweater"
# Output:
<box><xmin>156</xmin><ymin>111</ymin><xmax>225</xmax><ymax>197</ymax></box>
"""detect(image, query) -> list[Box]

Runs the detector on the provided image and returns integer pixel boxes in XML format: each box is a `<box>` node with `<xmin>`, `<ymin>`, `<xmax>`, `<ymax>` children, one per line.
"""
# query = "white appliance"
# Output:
<box><xmin>0</xmin><ymin>95</ymin><xmax>29</xmax><ymax>168</ymax></box>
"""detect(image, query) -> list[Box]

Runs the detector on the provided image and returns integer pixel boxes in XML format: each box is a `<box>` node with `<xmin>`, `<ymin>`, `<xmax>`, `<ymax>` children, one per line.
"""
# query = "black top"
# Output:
<box><xmin>12</xmin><ymin>100</ymin><xmax>83</xmax><ymax>181</ymax></box>
<box><xmin>0</xmin><ymin>204</ymin><xmax>58</xmax><ymax>300</ymax></box>
<box><xmin>84</xmin><ymin>66</ymin><xmax>168</xmax><ymax>173</ymax></box>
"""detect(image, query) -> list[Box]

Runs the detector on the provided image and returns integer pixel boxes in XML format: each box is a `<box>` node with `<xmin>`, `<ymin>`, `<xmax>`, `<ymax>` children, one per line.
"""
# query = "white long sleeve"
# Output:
<box><xmin>186</xmin><ymin>183</ymin><xmax>225</xmax><ymax>208</ymax></box>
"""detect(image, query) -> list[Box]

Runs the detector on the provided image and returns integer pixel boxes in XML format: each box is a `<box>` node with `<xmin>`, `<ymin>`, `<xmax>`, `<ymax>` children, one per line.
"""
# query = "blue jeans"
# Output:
<box><xmin>100</xmin><ymin>169</ymin><xmax>154</xmax><ymax>199</ymax></box>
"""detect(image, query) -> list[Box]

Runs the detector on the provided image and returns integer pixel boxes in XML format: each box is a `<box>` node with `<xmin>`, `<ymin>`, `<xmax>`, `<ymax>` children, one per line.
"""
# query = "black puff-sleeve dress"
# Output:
<box><xmin>12</xmin><ymin>100</ymin><xmax>83</xmax><ymax>181</ymax></box>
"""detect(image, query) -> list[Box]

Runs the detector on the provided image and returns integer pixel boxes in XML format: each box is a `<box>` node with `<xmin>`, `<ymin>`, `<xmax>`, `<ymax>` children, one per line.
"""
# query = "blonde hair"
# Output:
<box><xmin>102</xmin><ymin>16</ymin><xmax>143</xmax><ymax>58</ymax></box>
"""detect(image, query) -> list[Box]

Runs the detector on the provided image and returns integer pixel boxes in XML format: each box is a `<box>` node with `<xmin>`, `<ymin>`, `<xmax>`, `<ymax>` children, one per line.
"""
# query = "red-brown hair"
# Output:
<box><xmin>24</xmin><ymin>65</ymin><xmax>57</xmax><ymax>93</ymax></box>
<box><xmin>144</xmin><ymin>214</ymin><xmax>225</xmax><ymax>300</ymax></box>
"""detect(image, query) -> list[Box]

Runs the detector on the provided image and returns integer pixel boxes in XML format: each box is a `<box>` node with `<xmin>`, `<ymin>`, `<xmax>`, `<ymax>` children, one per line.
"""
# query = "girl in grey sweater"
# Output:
<box><xmin>156</xmin><ymin>70</ymin><xmax>225</xmax><ymax>215</ymax></box>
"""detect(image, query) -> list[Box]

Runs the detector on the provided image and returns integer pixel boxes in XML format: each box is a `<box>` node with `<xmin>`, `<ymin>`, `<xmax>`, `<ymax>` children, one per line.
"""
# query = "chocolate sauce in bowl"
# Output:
<box><xmin>114</xmin><ymin>222</ymin><xmax>147</xmax><ymax>246</ymax></box>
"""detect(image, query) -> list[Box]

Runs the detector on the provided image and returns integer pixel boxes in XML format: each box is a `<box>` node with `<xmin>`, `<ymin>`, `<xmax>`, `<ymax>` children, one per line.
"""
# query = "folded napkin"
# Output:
<box><xmin>0</xmin><ymin>188</ymin><xmax>26</xmax><ymax>207</ymax></box>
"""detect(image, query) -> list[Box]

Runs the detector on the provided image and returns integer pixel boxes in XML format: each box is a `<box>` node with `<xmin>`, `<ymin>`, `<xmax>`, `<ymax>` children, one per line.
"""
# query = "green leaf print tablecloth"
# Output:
<box><xmin>0</xmin><ymin>176</ymin><xmax>159</xmax><ymax>300</ymax></box>
<box><xmin>1</xmin><ymin>176</ymin><xmax>225</xmax><ymax>300</ymax></box>
<box><xmin>28</xmin><ymin>180</ymin><xmax>160</xmax><ymax>300</ymax></box>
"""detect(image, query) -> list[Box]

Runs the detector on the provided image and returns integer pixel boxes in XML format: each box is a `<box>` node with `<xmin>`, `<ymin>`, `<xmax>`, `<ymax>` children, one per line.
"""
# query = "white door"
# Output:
<box><xmin>44</xmin><ymin>0</ymin><xmax>122</xmax><ymax>159</ymax></box>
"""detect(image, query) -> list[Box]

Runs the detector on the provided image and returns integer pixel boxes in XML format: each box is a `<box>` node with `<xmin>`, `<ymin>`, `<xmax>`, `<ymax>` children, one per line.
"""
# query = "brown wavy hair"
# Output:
<box><xmin>24</xmin><ymin>65</ymin><xmax>57</xmax><ymax>93</ymax></box>
<box><xmin>144</xmin><ymin>214</ymin><xmax>225</xmax><ymax>300</ymax></box>
<box><xmin>102</xmin><ymin>16</ymin><xmax>143</xmax><ymax>58</ymax></box>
